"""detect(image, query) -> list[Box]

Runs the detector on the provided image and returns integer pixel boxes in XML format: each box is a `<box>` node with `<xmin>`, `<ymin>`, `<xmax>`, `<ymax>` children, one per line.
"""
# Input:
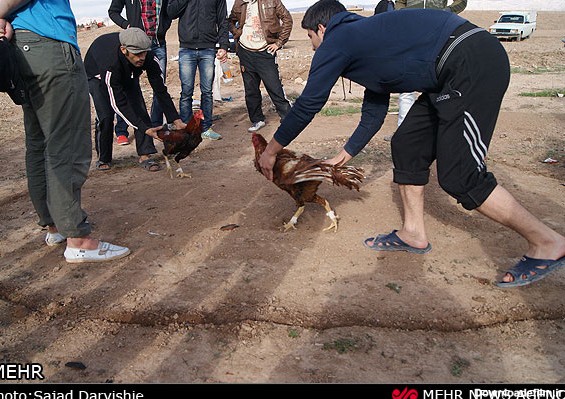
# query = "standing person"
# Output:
<box><xmin>228</xmin><ymin>0</ymin><xmax>293</xmax><ymax>133</ymax></box>
<box><xmin>167</xmin><ymin>0</ymin><xmax>229</xmax><ymax>141</ymax></box>
<box><xmin>109</xmin><ymin>0</ymin><xmax>172</xmax><ymax>144</ymax></box>
<box><xmin>384</xmin><ymin>0</ymin><xmax>467</xmax><ymax>141</ymax></box>
<box><xmin>396</xmin><ymin>0</ymin><xmax>466</xmax><ymax>13</ymax></box>
<box><xmin>213</xmin><ymin>58</ymin><xmax>224</xmax><ymax>103</ymax></box>
<box><xmin>373</xmin><ymin>0</ymin><xmax>394</xmax><ymax>137</ymax></box>
<box><xmin>114</xmin><ymin>116</ymin><xmax>130</xmax><ymax>145</ymax></box>
<box><xmin>257</xmin><ymin>0</ymin><xmax>565</xmax><ymax>288</ymax></box>
<box><xmin>84</xmin><ymin>28</ymin><xmax>185</xmax><ymax>172</ymax></box>
<box><xmin>374</xmin><ymin>0</ymin><xmax>395</xmax><ymax>14</ymax></box>
<box><xmin>0</xmin><ymin>0</ymin><xmax>130</xmax><ymax>263</ymax></box>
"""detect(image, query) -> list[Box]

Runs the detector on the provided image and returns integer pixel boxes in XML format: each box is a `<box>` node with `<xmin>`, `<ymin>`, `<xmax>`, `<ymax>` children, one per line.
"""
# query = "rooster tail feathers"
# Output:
<box><xmin>292</xmin><ymin>167</ymin><xmax>333</xmax><ymax>184</ymax></box>
<box><xmin>290</xmin><ymin>164</ymin><xmax>364</xmax><ymax>190</ymax></box>
<box><xmin>331</xmin><ymin>165</ymin><xmax>365</xmax><ymax>191</ymax></box>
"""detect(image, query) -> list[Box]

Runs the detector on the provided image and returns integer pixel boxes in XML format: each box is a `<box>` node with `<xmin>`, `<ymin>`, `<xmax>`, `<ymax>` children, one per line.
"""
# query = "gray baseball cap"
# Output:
<box><xmin>119</xmin><ymin>27</ymin><xmax>152</xmax><ymax>54</ymax></box>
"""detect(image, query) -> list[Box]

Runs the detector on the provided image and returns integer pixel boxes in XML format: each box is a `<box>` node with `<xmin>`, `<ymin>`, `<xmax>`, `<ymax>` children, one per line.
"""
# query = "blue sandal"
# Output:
<box><xmin>496</xmin><ymin>255</ymin><xmax>565</xmax><ymax>288</ymax></box>
<box><xmin>363</xmin><ymin>230</ymin><xmax>432</xmax><ymax>254</ymax></box>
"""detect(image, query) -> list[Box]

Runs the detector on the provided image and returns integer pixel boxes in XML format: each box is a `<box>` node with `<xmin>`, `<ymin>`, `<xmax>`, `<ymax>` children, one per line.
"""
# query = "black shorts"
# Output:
<box><xmin>391</xmin><ymin>23</ymin><xmax>510</xmax><ymax>210</ymax></box>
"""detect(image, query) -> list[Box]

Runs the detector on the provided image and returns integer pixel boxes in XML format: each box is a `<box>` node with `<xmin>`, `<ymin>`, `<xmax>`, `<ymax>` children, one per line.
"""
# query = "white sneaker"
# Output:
<box><xmin>45</xmin><ymin>232</ymin><xmax>65</xmax><ymax>246</ymax></box>
<box><xmin>248</xmin><ymin>121</ymin><xmax>266</xmax><ymax>132</ymax></box>
<box><xmin>64</xmin><ymin>241</ymin><xmax>131</xmax><ymax>263</ymax></box>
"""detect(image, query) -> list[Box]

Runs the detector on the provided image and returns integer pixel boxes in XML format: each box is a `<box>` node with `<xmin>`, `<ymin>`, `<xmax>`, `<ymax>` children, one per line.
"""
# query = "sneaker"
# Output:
<box><xmin>201</xmin><ymin>128</ymin><xmax>222</xmax><ymax>140</ymax></box>
<box><xmin>45</xmin><ymin>232</ymin><xmax>65</xmax><ymax>246</ymax></box>
<box><xmin>64</xmin><ymin>241</ymin><xmax>131</xmax><ymax>263</ymax></box>
<box><xmin>248</xmin><ymin>120</ymin><xmax>266</xmax><ymax>132</ymax></box>
<box><xmin>116</xmin><ymin>135</ymin><xmax>129</xmax><ymax>146</ymax></box>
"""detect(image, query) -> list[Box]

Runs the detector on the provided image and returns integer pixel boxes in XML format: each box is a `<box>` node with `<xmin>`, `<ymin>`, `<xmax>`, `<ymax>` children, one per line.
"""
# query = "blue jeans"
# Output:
<box><xmin>178</xmin><ymin>48</ymin><xmax>215</xmax><ymax>130</ymax></box>
<box><xmin>150</xmin><ymin>41</ymin><xmax>167</xmax><ymax>126</ymax></box>
<box><xmin>115</xmin><ymin>114</ymin><xmax>128</xmax><ymax>137</ymax></box>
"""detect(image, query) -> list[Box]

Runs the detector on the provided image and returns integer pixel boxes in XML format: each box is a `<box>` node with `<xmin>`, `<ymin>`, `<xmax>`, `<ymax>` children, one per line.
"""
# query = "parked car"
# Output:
<box><xmin>488</xmin><ymin>11</ymin><xmax>537</xmax><ymax>41</ymax></box>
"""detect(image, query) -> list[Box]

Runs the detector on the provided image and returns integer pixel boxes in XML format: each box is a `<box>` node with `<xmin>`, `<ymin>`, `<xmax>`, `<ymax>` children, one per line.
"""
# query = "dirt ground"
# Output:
<box><xmin>0</xmin><ymin>11</ymin><xmax>564</xmax><ymax>384</ymax></box>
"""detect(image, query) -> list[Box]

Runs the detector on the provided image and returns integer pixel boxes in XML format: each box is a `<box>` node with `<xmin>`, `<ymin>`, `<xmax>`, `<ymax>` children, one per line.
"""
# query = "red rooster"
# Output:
<box><xmin>251</xmin><ymin>133</ymin><xmax>365</xmax><ymax>232</ymax></box>
<box><xmin>158</xmin><ymin>109</ymin><xmax>204</xmax><ymax>178</ymax></box>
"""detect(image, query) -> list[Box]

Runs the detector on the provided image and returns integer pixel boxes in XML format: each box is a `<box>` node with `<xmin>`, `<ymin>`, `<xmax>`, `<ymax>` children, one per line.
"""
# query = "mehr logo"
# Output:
<box><xmin>393</xmin><ymin>387</ymin><xmax>419</xmax><ymax>399</ymax></box>
<box><xmin>0</xmin><ymin>363</ymin><xmax>44</xmax><ymax>380</ymax></box>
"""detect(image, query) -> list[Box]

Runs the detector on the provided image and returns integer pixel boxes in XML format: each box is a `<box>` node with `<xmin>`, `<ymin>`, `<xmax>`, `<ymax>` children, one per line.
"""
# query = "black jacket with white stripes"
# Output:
<box><xmin>84</xmin><ymin>32</ymin><xmax>179</xmax><ymax>134</ymax></box>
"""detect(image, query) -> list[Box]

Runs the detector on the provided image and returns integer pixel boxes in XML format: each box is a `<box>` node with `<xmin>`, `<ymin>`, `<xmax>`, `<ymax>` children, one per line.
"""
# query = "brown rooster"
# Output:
<box><xmin>158</xmin><ymin>109</ymin><xmax>204</xmax><ymax>178</ymax></box>
<box><xmin>251</xmin><ymin>132</ymin><xmax>365</xmax><ymax>232</ymax></box>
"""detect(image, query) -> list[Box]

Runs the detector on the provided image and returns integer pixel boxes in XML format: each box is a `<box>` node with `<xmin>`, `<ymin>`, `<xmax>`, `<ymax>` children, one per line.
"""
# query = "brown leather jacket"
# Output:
<box><xmin>228</xmin><ymin>0</ymin><xmax>293</xmax><ymax>49</ymax></box>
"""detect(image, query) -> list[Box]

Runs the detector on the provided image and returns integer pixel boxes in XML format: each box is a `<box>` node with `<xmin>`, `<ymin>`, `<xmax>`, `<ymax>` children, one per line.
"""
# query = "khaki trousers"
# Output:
<box><xmin>13</xmin><ymin>31</ymin><xmax>92</xmax><ymax>238</ymax></box>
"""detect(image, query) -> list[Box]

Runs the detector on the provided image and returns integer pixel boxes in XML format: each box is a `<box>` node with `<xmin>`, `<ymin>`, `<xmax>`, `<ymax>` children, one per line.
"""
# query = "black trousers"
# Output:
<box><xmin>88</xmin><ymin>77</ymin><xmax>157</xmax><ymax>164</ymax></box>
<box><xmin>236</xmin><ymin>46</ymin><xmax>291</xmax><ymax>124</ymax></box>
<box><xmin>391</xmin><ymin>27</ymin><xmax>510</xmax><ymax>210</ymax></box>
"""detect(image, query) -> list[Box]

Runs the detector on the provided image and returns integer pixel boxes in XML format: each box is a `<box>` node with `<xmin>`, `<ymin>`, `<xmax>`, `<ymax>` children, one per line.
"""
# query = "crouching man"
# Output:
<box><xmin>84</xmin><ymin>27</ymin><xmax>186</xmax><ymax>172</ymax></box>
<box><xmin>258</xmin><ymin>0</ymin><xmax>565</xmax><ymax>288</ymax></box>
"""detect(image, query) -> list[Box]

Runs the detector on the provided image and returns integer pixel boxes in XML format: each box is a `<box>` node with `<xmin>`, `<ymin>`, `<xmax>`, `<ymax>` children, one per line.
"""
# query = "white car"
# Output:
<box><xmin>488</xmin><ymin>11</ymin><xmax>537</xmax><ymax>41</ymax></box>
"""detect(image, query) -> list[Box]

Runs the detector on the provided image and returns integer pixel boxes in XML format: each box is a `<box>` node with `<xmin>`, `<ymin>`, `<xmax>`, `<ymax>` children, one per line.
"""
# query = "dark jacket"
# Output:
<box><xmin>108</xmin><ymin>0</ymin><xmax>172</xmax><ymax>45</ymax></box>
<box><xmin>273</xmin><ymin>10</ymin><xmax>466</xmax><ymax>157</ymax></box>
<box><xmin>84</xmin><ymin>33</ymin><xmax>179</xmax><ymax>134</ymax></box>
<box><xmin>167</xmin><ymin>0</ymin><xmax>229</xmax><ymax>50</ymax></box>
<box><xmin>228</xmin><ymin>0</ymin><xmax>293</xmax><ymax>49</ymax></box>
<box><xmin>374</xmin><ymin>0</ymin><xmax>395</xmax><ymax>15</ymax></box>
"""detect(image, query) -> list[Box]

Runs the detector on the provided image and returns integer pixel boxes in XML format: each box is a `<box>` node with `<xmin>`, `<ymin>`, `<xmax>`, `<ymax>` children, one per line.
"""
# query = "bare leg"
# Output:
<box><xmin>67</xmin><ymin>236</ymin><xmax>101</xmax><ymax>250</ymax></box>
<box><xmin>477</xmin><ymin>185</ymin><xmax>565</xmax><ymax>282</ymax></box>
<box><xmin>395</xmin><ymin>184</ymin><xmax>430</xmax><ymax>246</ymax></box>
<box><xmin>173</xmin><ymin>160</ymin><xmax>191</xmax><ymax>178</ymax></box>
<box><xmin>360</xmin><ymin>184</ymin><xmax>431</xmax><ymax>249</ymax></box>
<box><xmin>321</xmin><ymin>199</ymin><xmax>339</xmax><ymax>233</ymax></box>
<box><xmin>48</xmin><ymin>227</ymin><xmax>119</xmax><ymax>251</ymax></box>
<box><xmin>362</xmin><ymin>185</ymin><xmax>429</xmax><ymax>248</ymax></box>
<box><xmin>365</xmin><ymin>184</ymin><xmax>429</xmax><ymax>249</ymax></box>
<box><xmin>164</xmin><ymin>155</ymin><xmax>174</xmax><ymax>179</ymax></box>
<box><xmin>283</xmin><ymin>206</ymin><xmax>305</xmax><ymax>232</ymax></box>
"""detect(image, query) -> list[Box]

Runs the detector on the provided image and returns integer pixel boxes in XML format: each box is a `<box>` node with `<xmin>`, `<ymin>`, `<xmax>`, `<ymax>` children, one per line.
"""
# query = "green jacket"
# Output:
<box><xmin>395</xmin><ymin>0</ymin><xmax>467</xmax><ymax>14</ymax></box>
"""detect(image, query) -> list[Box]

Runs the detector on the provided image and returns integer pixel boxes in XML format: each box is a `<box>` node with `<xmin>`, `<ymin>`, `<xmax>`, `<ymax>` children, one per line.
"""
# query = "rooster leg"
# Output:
<box><xmin>321</xmin><ymin>199</ymin><xmax>339</xmax><ymax>233</ymax></box>
<box><xmin>164</xmin><ymin>155</ymin><xmax>174</xmax><ymax>179</ymax></box>
<box><xmin>283</xmin><ymin>206</ymin><xmax>305</xmax><ymax>232</ymax></box>
<box><xmin>174</xmin><ymin>160</ymin><xmax>191</xmax><ymax>178</ymax></box>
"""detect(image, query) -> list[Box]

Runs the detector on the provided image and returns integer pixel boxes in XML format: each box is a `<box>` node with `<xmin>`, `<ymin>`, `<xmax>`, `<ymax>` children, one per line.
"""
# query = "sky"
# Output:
<box><xmin>70</xmin><ymin>0</ymin><xmax>565</xmax><ymax>20</ymax></box>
